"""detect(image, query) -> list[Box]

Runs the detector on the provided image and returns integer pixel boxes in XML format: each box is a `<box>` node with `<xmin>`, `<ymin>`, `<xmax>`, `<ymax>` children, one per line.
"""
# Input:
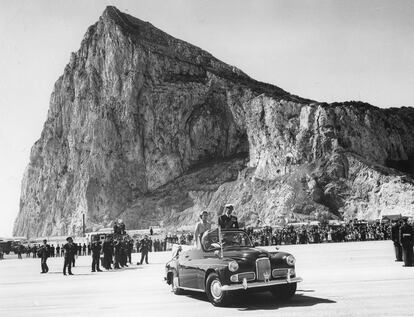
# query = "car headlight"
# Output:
<box><xmin>228</xmin><ymin>261</ymin><xmax>239</xmax><ymax>272</ymax></box>
<box><xmin>285</xmin><ymin>255</ymin><xmax>296</xmax><ymax>266</ymax></box>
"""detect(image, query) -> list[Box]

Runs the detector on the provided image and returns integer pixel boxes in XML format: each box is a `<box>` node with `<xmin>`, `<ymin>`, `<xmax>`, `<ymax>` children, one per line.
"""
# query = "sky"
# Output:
<box><xmin>0</xmin><ymin>0</ymin><xmax>413</xmax><ymax>236</ymax></box>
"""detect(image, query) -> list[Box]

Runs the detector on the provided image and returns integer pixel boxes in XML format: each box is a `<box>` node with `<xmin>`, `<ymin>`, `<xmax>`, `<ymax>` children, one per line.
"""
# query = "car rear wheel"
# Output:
<box><xmin>205</xmin><ymin>273</ymin><xmax>229</xmax><ymax>306</ymax></box>
<box><xmin>171</xmin><ymin>270</ymin><xmax>184</xmax><ymax>295</ymax></box>
<box><xmin>270</xmin><ymin>282</ymin><xmax>297</xmax><ymax>300</ymax></box>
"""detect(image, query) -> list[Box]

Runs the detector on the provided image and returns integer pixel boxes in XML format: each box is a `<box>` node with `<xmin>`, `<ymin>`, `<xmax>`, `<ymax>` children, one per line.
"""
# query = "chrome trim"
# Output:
<box><xmin>272</xmin><ymin>268</ymin><xmax>295</xmax><ymax>278</ymax></box>
<box><xmin>221</xmin><ymin>277</ymin><xmax>303</xmax><ymax>291</ymax></box>
<box><xmin>230</xmin><ymin>271</ymin><xmax>256</xmax><ymax>282</ymax></box>
<box><xmin>178</xmin><ymin>286</ymin><xmax>205</xmax><ymax>293</ymax></box>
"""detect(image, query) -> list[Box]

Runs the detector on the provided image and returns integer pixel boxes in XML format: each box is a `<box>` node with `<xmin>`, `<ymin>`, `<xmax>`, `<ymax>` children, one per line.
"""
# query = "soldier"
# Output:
<box><xmin>113</xmin><ymin>238</ymin><xmax>122</xmax><ymax>269</ymax></box>
<box><xmin>102</xmin><ymin>236</ymin><xmax>113</xmax><ymax>270</ymax></box>
<box><xmin>399</xmin><ymin>217</ymin><xmax>414</xmax><ymax>267</ymax></box>
<box><xmin>391</xmin><ymin>219</ymin><xmax>403</xmax><ymax>261</ymax></box>
<box><xmin>91</xmin><ymin>237</ymin><xmax>103</xmax><ymax>272</ymax></box>
<box><xmin>218</xmin><ymin>204</ymin><xmax>239</xmax><ymax>229</ymax></box>
<box><xmin>63</xmin><ymin>237</ymin><xmax>77</xmax><ymax>275</ymax></box>
<box><xmin>138</xmin><ymin>235</ymin><xmax>151</xmax><ymax>265</ymax></box>
<box><xmin>126</xmin><ymin>237</ymin><xmax>133</xmax><ymax>264</ymax></box>
<box><xmin>38</xmin><ymin>239</ymin><xmax>50</xmax><ymax>274</ymax></box>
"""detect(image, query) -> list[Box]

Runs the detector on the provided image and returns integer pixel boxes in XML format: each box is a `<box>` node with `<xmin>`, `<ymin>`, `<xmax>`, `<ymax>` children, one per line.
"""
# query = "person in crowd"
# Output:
<box><xmin>102</xmin><ymin>236</ymin><xmax>113</xmax><ymax>270</ymax></box>
<box><xmin>82</xmin><ymin>243</ymin><xmax>87</xmax><ymax>256</ymax></box>
<box><xmin>138</xmin><ymin>235</ymin><xmax>151</xmax><ymax>265</ymax></box>
<box><xmin>91</xmin><ymin>237</ymin><xmax>103</xmax><ymax>272</ymax></box>
<box><xmin>399</xmin><ymin>217</ymin><xmax>414</xmax><ymax>267</ymax></box>
<box><xmin>194</xmin><ymin>210</ymin><xmax>211</xmax><ymax>248</ymax></box>
<box><xmin>113</xmin><ymin>238</ymin><xmax>122</xmax><ymax>269</ymax></box>
<box><xmin>38</xmin><ymin>239</ymin><xmax>50</xmax><ymax>274</ymax></box>
<box><xmin>56</xmin><ymin>244</ymin><xmax>60</xmax><ymax>257</ymax></box>
<box><xmin>391</xmin><ymin>219</ymin><xmax>403</xmax><ymax>262</ymax></box>
<box><xmin>63</xmin><ymin>237</ymin><xmax>77</xmax><ymax>275</ymax></box>
<box><xmin>50</xmin><ymin>244</ymin><xmax>55</xmax><ymax>257</ymax></box>
<box><xmin>218</xmin><ymin>204</ymin><xmax>239</xmax><ymax>229</ymax></box>
<box><xmin>126</xmin><ymin>237</ymin><xmax>133</xmax><ymax>264</ymax></box>
<box><xmin>87</xmin><ymin>243</ymin><xmax>91</xmax><ymax>255</ymax></box>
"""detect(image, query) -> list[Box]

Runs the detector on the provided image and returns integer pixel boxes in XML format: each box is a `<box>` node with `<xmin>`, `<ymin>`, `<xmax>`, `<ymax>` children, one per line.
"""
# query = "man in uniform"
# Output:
<box><xmin>38</xmin><ymin>239</ymin><xmax>50</xmax><ymax>273</ymax></box>
<box><xmin>91</xmin><ymin>237</ymin><xmax>103</xmax><ymax>272</ymax></box>
<box><xmin>63</xmin><ymin>237</ymin><xmax>77</xmax><ymax>275</ymax></box>
<box><xmin>218</xmin><ymin>204</ymin><xmax>239</xmax><ymax>229</ymax></box>
<box><xmin>113</xmin><ymin>238</ymin><xmax>122</xmax><ymax>269</ymax></box>
<box><xmin>399</xmin><ymin>217</ymin><xmax>414</xmax><ymax>267</ymax></box>
<box><xmin>138</xmin><ymin>235</ymin><xmax>151</xmax><ymax>265</ymax></box>
<box><xmin>102</xmin><ymin>236</ymin><xmax>113</xmax><ymax>270</ymax></box>
<box><xmin>391</xmin><ymin>219</ymin><xmax>403</xmax><ymax>261</ymax></box>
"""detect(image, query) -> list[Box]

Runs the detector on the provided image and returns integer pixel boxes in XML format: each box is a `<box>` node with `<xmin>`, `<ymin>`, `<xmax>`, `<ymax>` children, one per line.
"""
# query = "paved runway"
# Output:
<box><xmin>1</xmin><ymin>241</ymin><xmax>413</xmax><ymax>317</ymax></box>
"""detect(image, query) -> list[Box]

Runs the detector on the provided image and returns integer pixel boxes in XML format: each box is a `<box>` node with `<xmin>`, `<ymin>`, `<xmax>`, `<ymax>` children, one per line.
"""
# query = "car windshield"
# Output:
<box><xmin>201</xmin><ymin>229</ymin><xmax>253</xmax><ymax>251</ymax></box>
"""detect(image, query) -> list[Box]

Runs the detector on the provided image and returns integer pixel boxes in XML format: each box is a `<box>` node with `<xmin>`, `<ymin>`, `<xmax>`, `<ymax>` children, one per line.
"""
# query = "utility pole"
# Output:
<box><xmin>82</xmin><ymin>213</ymin><xmax>86</xmax><ymax>237</ymax></box>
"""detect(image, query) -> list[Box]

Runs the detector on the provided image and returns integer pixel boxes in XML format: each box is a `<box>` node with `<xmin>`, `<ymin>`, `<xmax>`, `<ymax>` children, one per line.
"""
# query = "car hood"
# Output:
<box><xmin>222</xmin><ymin>247</ymin><xmax>291</xmax><ymax>262</ymax></box>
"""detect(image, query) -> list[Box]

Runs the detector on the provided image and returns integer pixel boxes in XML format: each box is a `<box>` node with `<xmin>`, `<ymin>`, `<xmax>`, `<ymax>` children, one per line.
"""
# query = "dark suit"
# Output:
<box><xmin>91</xmin><ymin>241</ymin><xmax>102</xmax><ymax>272</ymax></box>
<box><xmin>38</xmin><ymin>244</ymin><xmax>50</xmax><ymax>273</ymax></box>
<box><xmin>399</xmin><ymin>222</ymin><xmax>414</xmax><ymax>267</ymax></box>
<box><xmin>218</xmin><ymin>214</ymin><xmax>239</xmax><ymax>229</ymax></box>
<box><xmin>139</xmin><ymin>238</ymin><xmax>151</xmax><ymax>264</ymax></box>
<box><xmin>391</xmin><ymin>222</ymin><xmax>403</xmax><ymax>261</ymax></box>
<box><xmin>63</xmin><ymin>243</ymin><xmax>77</xmax><ymax>275</ymax></box>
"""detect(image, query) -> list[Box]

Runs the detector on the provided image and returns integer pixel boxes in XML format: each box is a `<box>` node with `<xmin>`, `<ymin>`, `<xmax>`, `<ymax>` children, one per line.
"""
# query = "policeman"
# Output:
<box><xmin>38</xmin><ymin>239</ymin><xmax>50</xmax><ymax>274</ymax></box>
<box><xmin>113</xmin><ymin>238</ymin><xmax>122</xmax><ymax>269</ymax></box>
<box><xmin>102</xmin><ymin>236</ymin><xmax>113</xmax><ymax>270</ymax></box>
<box><xmin>63</xmin><ymin>237</ymin><xmax>77</xmax><ymax>275</ymax></box>
<box><xmin>391</xmin><ymin>219</ymin><xmax>403</xmax><ymax>261</ymax></box>
<box><xmin>91</xmin><ymin>237</ymin><xmax>103</xmax><ymax>272</ymax></box>
<box><xmin>218</xmin><ymin>204</ymin><xmax>239</xmax><ymax>229</ymax></box>
<box><xmin>138</xmin><ymin>235</ymin><xmax>151</xmax><ymax>265</ymax></box>
<box><xmin>399</xmin><ymin>217</ymin><xmax>414</xmax><ymax>267</ymax></box>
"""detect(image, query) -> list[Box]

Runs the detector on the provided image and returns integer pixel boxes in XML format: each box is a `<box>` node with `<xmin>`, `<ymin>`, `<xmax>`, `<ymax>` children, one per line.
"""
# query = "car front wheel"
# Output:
<box><xmin>270</xmin><ymin>282</ymin><xmax>297</xmax><ymax>300</ymax></box>
<box><xmin>205</xmin><ymin>273</ymin><xmax>229</xmax><ymax>306</ymax></box>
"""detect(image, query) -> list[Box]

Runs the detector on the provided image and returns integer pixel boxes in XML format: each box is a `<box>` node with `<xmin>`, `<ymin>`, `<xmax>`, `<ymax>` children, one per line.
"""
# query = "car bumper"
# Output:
<box><xmin>221</xmin><ymin>277</ymin><xmax>303</xmax><ymax>291</ymax></box>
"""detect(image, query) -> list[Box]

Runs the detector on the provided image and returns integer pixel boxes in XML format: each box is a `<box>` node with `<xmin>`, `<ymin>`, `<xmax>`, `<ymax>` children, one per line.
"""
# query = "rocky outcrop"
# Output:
<box><xmin>13</xmin><ymin>6</ymin><xmax>414</xmax><ymax>237</ymax></box>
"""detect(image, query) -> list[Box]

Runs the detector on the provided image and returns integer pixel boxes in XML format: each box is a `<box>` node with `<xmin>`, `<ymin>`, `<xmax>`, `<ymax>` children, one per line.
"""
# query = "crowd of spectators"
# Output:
<box><xmin>246</xmin><ymin>221</ymin><xmax>392</xmax><ymax>246</ymax></box>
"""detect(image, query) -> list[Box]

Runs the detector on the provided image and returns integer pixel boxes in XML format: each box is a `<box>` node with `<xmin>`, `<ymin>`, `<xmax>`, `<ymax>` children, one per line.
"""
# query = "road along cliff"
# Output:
<box><xmin>13</xmin><ymin>6</ymin><xmax>414</xmax><ymax>237</ymax></box>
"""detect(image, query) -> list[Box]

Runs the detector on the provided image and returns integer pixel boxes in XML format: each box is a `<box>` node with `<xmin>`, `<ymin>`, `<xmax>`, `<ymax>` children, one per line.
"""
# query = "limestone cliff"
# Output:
<box><xmin>13</xmin><ymin>6</ymin><xmax>414</xmax><ymax>237</ymax></box>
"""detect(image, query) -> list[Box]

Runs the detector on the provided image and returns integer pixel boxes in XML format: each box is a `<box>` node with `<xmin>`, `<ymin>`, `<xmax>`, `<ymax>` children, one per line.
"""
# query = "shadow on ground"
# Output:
<box><xmin>184</xmin><ymin>289</ymin><xmax>335</xmax><ymax>311</ymax></box>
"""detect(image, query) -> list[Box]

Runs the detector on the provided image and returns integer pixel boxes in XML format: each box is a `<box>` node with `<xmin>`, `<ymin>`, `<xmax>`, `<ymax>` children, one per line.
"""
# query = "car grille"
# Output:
<box><xmin>256</xmin><ymin>258</ymin><xmax>271</xmax><ymax>281</ymax></box>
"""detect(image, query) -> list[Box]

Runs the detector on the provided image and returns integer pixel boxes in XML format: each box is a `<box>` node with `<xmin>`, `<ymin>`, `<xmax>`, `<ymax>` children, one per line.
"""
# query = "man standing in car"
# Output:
<box><xmin>218</xmin><ymin>204</ymin><xmax>239</xmax><ymax>229</ymax></box>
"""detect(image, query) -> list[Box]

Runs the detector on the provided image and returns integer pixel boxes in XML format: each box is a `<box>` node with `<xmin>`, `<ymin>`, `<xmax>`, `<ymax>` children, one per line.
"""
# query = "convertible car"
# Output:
<box><xmin>165</xmin><ymin>228</ymin><xmax>302</xmax><ymax>306</ymax></box>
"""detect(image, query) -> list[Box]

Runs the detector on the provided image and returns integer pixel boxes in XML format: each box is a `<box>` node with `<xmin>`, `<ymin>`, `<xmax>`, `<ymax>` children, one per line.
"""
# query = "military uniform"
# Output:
<box><xmin>38</xmin><ymin>243</ymin><xmax>50</xmax><ymax>273</ymax></box>
<box><xmin>399</xmin><ymin>220</ymin><xmax>414</xmax><ymax>267</ymax></box>
<box><xmin>62</xmin><ymin>241</ymin><xmax>77</xmax><ymax>275</ymax></box>
<box><xmin>139</xmin><ymin>237</ymin><xmax>151</xmax><ymax>264</ymax></box>
<box><xmin>391</xmin><ymin>222</ymin><xmax>403</xmax><ymax>261</ymax></box>
<box><xmin>102</xmin><ymin>239</ymin><xmax>113</xmax><ymax>270</ymax></box>
<box><xmin>218</xmin><ymin>214</ymin><xmax>239</xmax><ymax>229</ymax></box>
<box><xmin>91</xmin><ymin>241</ymin><xmax>102</xmax><ymax>272</ymax></box>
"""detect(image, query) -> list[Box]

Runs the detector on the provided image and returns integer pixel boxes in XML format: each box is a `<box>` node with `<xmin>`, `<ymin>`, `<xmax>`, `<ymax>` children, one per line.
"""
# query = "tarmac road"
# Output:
<box><xmin>1</xmin><ymin>240</ymin><xmax>414</xmax><ymax>317</ymax></box>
